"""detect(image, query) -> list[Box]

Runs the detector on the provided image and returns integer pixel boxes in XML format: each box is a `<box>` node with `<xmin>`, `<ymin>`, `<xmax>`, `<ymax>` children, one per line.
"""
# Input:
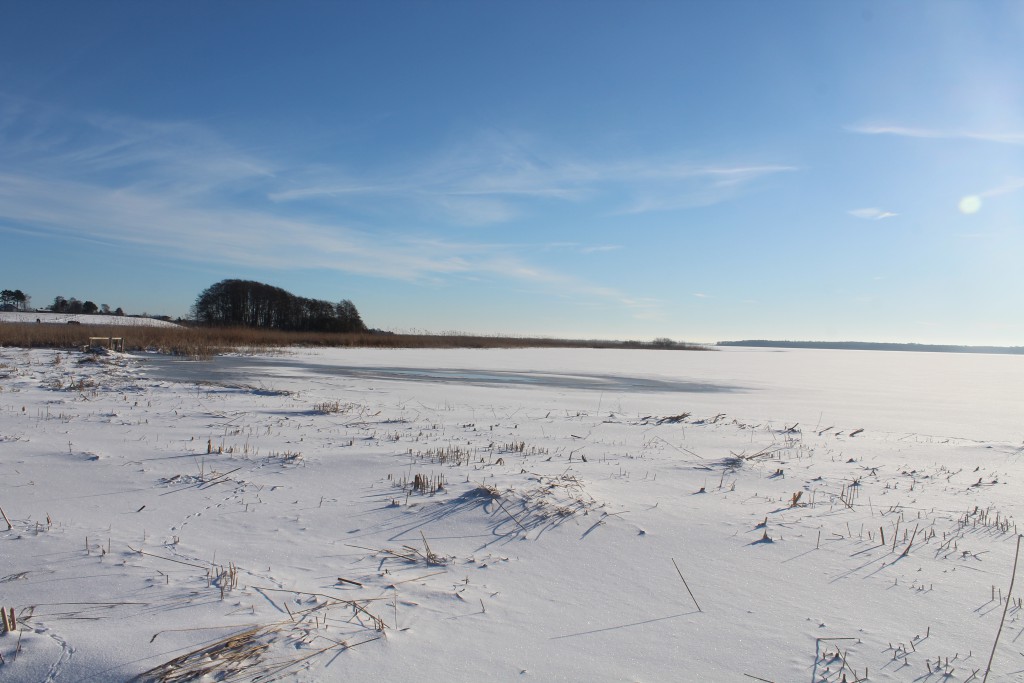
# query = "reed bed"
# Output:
<box><xmin>0</xmin><ymin>322</ymin><xmax>708</xmax><ymax>357</ymax></box>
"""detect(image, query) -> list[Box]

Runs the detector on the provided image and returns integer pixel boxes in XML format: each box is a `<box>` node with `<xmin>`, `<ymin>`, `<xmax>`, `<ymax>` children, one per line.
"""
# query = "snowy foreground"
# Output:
<box><xmin>1</xmin><ymin>346</ymin><xmax>1023</xmax><ymax>682</ymax></box>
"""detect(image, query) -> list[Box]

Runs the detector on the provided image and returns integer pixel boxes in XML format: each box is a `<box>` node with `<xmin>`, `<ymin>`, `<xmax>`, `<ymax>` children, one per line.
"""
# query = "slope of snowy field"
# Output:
<box><xmin>0</xmin><ymin>312</ymin><xmax>179</xmax><ymax>327</ymax></box>
<box><xmin>1</xmin><ymin>346</ymin><xmax>1022</xmax><ymax>682</ymax></box>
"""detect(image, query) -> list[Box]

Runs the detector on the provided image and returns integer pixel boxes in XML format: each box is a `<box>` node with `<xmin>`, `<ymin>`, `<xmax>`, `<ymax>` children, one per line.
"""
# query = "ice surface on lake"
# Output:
<box><xmin>2</xmin><ymin>345</ymin><xmax>1022</xmax><ymax>682</ymax></box>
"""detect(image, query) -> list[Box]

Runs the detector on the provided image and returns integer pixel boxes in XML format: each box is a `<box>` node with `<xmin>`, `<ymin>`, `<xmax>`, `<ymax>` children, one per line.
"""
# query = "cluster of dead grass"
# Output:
<box><xmin>0</xmin><ymin>322</ymin><xmax>708</xmax><ymax>357</ymax></box>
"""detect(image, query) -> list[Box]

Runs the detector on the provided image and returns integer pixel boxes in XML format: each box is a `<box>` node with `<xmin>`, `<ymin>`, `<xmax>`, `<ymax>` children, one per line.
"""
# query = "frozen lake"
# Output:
<box><xmin>137</xmin><ymin>351</ymin><xmax>742</xmax><ymax>394</ymax></box>
<box><xmin>4</xmin><ymin>344</ymin><xmax>1024</xmax><ymax>682</ymax></box>
<box><xmin>138</xmin><ymin>346</ymin><xmax>1024</xmax><ymax>443</ymax></box>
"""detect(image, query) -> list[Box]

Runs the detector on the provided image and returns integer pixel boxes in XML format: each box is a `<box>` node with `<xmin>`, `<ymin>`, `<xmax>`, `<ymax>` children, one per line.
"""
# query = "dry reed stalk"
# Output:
<box><xmin>251</xmin><ymin>586</ymin><xmax>389</xmax><ymax>631</ymax></box>
<box><xmin>0</xmin><ymin>321</ymin><xmax>710</xmax><ymax>355</ymax></box>
<box><xmin>496</xmin><ymin>499</ymin><xmax>529</xmax><ymax>533</ymax></box>
<box><xmin>149</xmin><ymin>623</ymin><xmax>272</xmax><ymax>643</ymax></box>
<box><xmin>983</xmin><ymin>534</ymin><xmax>1023</xmax><ymax>682</ymax></box>
<box><xmin>127</xmin><ymin>545</ymin><xmax>208</xmax><ymax>570</ymax></box>
<box><xmin>671</xmin><ymin>558</ymin><xmax>702</xmax><ymax>612</ymax></box>
<box><xmin>900</xmin><ymin>523</ymin><xmax>920</xmax><ymax>557</ymax></box>
<box><xmin>138</xmin><ymin>584</ymin><xmax>389</xmax><ymax>682</ymax></box>
<box><xmin>336</xmin><ymin>577</ymin><xmax>363</xmax><ymax>587</ymax></box>
<box><xmin>419</xmin><ymin>531</ymin><xmax>435</xmax><ymax>560</ymax></box>
<box><xmin>0</xmin><ymin>506</ymin><xmax>11</xmax><ymax>530</ymax></box>
<box><xmin>133</xmin><ymin>624</ymin><xmax>277</xmax><ymax>682</ymax></box>
<box><xmin>388</xmin><ymin>570</ymin><xmax>447</xmax><ymax>586</ymax></box>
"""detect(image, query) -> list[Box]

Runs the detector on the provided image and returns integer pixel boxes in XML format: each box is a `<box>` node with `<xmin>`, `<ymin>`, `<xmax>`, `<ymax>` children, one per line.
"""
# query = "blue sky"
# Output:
<box><xmin>2</xmin><ymin>1</ymin><xmax>1022</xmax><ymax>344</ymax></box>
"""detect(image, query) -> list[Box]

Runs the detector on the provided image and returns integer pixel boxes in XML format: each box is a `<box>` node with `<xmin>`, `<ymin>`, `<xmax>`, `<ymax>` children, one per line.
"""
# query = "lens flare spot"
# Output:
<box><xmin>959</xmin><ymin>195</ymin><xmax>982</xmax><ymax>214</ymax></box>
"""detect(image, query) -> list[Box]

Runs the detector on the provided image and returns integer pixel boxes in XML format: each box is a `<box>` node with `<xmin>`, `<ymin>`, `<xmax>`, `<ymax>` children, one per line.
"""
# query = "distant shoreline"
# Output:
<box><xmin>717</xmin><ymin>340</ymin><xmax>1024</xmax><ymax>355</ymax></box>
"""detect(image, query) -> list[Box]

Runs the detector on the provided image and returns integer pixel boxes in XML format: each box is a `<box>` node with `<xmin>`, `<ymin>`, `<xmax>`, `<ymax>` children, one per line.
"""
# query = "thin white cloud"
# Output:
<box><xmin>0</xmin><ymin>175</ymin><xmax>653</xmax><ymax>315</ymax></box>
<box><xmin>978</xmin><ymin>177</ymin><xmax>1024</xmax><ymax>198</ymax></box>
<box><xmin>847</xmin><ymin>123</ymin><xmax>1024</xmax><ymax>145</ymax></box>
<box><xmin>0</xmin><ymin>173</ymin><xmax>462</xmax><ymax>281</ymax></box>
<box><xmin>617</xmin><ymin>164</ymin><xmax>797</xmax><ymax>214</ymax></box>
<box><xmin>433</xmin><ymin>195</ymin><xmax>521</xmax><ymax>226</ymax></box>
<box><xmin>849</xmin><ymin>207</ymin><xmax>898</xmax><ymax>220</ymax></box>
<box><xmin>846</xmin><ymin>124</ymin><xmax>947</xmax><ymax>139</ymax></box>
<box><xmin>459</xmin><ymin>254</ymin><xmax>661</xmax><ymax>312</ymax></box>
<box><xmin>692</xmin><ymin>164</ymin><xmax>798</xmax><ymax>183</ymax></box>
<box><xmin>270</xmin><ymin>129</ymin><xmax>797</xmax><ymax>219</ymax></box>
<box><xmin>268</xmin><ymin>183</ymin><xmax>397</xmax><ymax>202</ymax></box>
<box><xmin>0</xmin><ymin>98</ymin><xmax>794</xmax><ymax>317</ymax></box>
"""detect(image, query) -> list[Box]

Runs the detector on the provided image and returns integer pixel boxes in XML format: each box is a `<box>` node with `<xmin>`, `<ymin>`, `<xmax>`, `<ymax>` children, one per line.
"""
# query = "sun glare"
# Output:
<box><xmin>958</xmin><ymin>195</ymin><xmax>981</xmax><ymax>214</ymax></box>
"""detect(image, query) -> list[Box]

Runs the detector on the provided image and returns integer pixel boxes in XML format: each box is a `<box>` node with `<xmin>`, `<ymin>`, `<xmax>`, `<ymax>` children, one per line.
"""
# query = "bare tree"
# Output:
<box><xmin>194</xmin><ymin>279</ymin><xmax>367</xmax><ymax>332</ymax></box>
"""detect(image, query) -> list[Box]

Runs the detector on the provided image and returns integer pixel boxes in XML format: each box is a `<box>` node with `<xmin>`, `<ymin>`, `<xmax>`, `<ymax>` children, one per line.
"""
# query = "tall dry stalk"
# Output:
<box><xmin>983</xmin><ymin>534</ymin><xmax>1023</xmax><ymax>682</ymax></box>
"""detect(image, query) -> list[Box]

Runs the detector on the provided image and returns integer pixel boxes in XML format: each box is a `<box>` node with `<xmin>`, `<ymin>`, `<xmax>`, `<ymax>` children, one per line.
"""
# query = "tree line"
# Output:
<box><xmin>49</xmin><ymin>296</ymin><xmax>124</xmax><ymax>316</ymax></box>
<box><xmin>2</xmin><ymin>289</ymin><xmax>128</xmax><ymax>316</ymax></box>
<box><xmin>192</xmin><ymin>279</ymin><xmax>366</xmax><ymax>333</ymax></box>
<box><xmin>0</xmin><ymin>289</ymin><xmax>30</xmax><ymax>311</ymax></box>
<box><xmin>717</xmin><ymin>339</ymin><xmax>1024</xmax><ymax>355</ymax></box>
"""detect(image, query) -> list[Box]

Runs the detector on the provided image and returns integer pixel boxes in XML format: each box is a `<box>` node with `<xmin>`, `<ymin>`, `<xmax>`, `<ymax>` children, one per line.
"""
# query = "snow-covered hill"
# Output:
<box><xmin>0</xmin><ymin>311</ymin><xmax>179</xmax><ymax>327</ymax></box>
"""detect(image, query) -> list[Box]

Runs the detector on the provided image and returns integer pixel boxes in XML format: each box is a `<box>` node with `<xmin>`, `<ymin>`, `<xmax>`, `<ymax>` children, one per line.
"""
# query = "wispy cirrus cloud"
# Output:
<box><xmin>0</xmin><ymin>170</ymin><xmax>662</xmax><ymax>319</ymax></box>
<box><xmin>0</xmin><ymin>98</ymin><xmax>665</xmax><ymax>314</ymax></box>
<box><xmin>848</xmin><ymin>207</ymin><xmax>898</xmax><ymax>220</ymax></box>
<box><xmin>0</xmin><ymin>172</ymin><xmax>459</xmax><ymax>280</ymax></box>
<box><xmin>1</xmin><ymin>96</ymin><xmax>273</xmax><ymax>197</ymax></box>
<box><xmin>615</xmin><ymin>164</ymin><xmax>797</xmax><ymax>214</ymax></box>
<box><xmin>269</xmin><ymin>129</ymin><xmax>797</xmax><ymax>221</ymax></box>
<box><xmin>977</xmin><ymin>177</ymin><xmax>1024</xmax><ymax>198</ymax></box>
<box><xmin>846</xmin><ymin>123</ymin><xmax>1024</xmax><ymax>145</ymax></box>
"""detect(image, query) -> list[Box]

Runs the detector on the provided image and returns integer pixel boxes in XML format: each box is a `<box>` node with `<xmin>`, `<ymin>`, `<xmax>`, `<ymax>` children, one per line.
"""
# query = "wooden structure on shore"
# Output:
<box><xmin>86</xmin><ymin>336</ymin><xmax>125</xmax><ymax>352</ymax></box>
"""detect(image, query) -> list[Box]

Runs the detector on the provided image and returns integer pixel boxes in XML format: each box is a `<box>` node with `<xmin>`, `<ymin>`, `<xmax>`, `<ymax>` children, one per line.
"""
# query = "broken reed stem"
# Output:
<box><xmin>0</xmin><ymin>506</ymin><xmax>12</xmax><ymax>531</ymax></box>
<box><xmin>496</xmin><ymin>499</ymin><xmax>529</xmax><ymax>533</ymax></box>
<box><xmin>336</xmin><ymin>577</ymin><xmax>363</xmax><ymax>587</ymax></box>
<box><xmin>251</xmin><ymin>586</ymin><xmax>388</xmax><ymax>630</ymax></box>
<box><xmin>149</xmin><ymin>623</ymin><xmax>269</xmax><ymax>643</ymax></box>
<box><xmin>389</xmin><ymin>570</ymin><xmax>446</xmax><ymax>586</ymax></box>
<box><xmin>901</xmin><ymin>523</ymin><xmax>920</xmax><ymax>558</ymax></box>
<box><xmin>671</xmin><ymin>557</ymin><xmax>702</xmax><ymax>612</ymax></box>
<box><xmin>983</xmin><ymin>534</ymin><xmax>1022</xmax><ymax>683</ymax></box>
<box><xmin>127</xmin><ymin>545</ymin><xmax>208</xmax><ymax>570</ymax></box>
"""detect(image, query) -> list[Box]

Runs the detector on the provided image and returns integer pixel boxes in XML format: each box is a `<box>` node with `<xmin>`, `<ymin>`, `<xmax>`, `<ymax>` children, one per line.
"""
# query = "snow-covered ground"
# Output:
<box><xmin>0</xmin><ymin>312</ymin><xmax>179</xmax><ymax>327</ymax></box>
<box><xmin>1</xmin><ymin>345</ymin><xmax>1022</xmax><ymax>682</ymax></box>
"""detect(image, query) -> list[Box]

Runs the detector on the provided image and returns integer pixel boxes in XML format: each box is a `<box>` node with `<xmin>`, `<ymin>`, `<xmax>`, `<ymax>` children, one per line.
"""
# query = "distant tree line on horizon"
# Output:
<box><xmin>0</xmin><ymin>289</ymin><xmax>30</xmax><ymax>311</ymax></box>
<box><xmin>2</xmin><ymin>288</ymin><xmax>134</xmax><ymax>317</ymax></box>
<box><xmin>49</xmin><ymin>296</ymin><xmax>124</xmax><ymax>316</ymax></box>
<box><xmin>192</xmin><ymin>279</ymin><xmax>366</xmax><ymax>333</ymax></box>
<box><xmin>717</xmin><ymin>340</ymin><xmax>1024</xmax><ymax>355</ymax></box>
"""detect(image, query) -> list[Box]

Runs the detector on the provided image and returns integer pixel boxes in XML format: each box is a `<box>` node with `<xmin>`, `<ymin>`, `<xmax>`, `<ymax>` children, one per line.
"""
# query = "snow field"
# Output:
<box><xmin>0</xmin><ymin>312</ymin><xmax>179</xmax><ymax>327</ymax></box>
<box><xmin>0</xmin><ymin>346</ymin><xmax>1022</xmax><ymax>681</ymax></box>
